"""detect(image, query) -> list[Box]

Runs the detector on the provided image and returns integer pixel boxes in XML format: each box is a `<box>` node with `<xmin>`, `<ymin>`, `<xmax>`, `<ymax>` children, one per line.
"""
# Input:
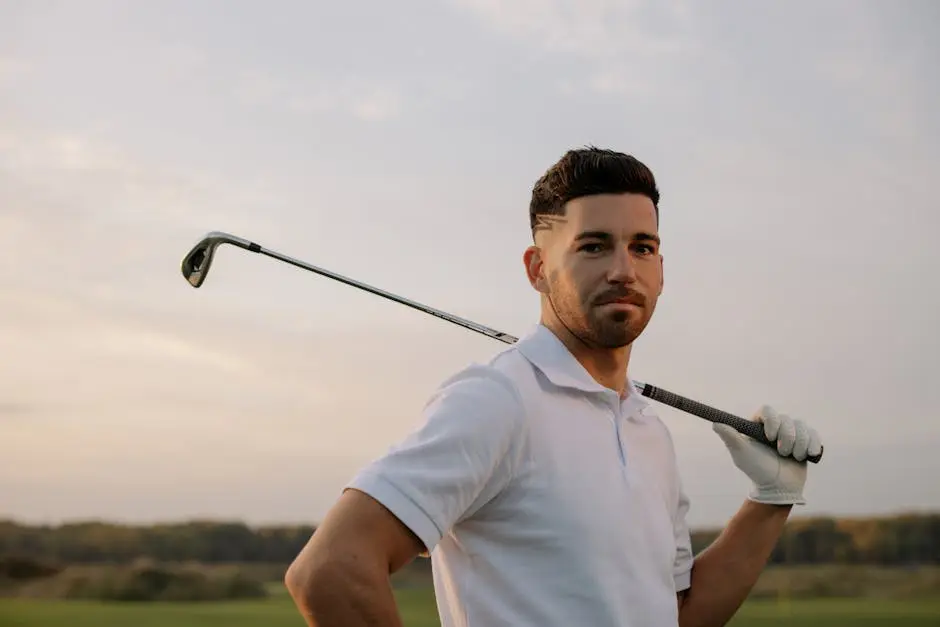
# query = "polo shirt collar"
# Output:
<box><xmin>514</xmin><ymin>324</ymin><xmax>649</xmax><ymax>409</ymax></box>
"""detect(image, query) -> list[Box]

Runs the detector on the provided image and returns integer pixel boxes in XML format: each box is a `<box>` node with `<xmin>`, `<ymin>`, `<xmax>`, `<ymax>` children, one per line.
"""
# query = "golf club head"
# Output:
<box><xmin>180</xmin><ymin>231</ymin><xmax>254</xmax><ymax>288</ymax></box>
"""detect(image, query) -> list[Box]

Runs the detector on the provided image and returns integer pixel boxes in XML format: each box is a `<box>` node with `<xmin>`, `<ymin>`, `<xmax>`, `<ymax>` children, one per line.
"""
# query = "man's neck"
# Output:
<box><xmin>541</xmin><ymin>318</ymin><xmax>632</xmax><ymax>396</ymax></box>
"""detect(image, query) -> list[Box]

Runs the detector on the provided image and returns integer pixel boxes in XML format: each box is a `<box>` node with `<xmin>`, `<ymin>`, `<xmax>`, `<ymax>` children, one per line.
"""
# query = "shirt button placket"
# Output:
<box><xmin>609</xmin><ymin>399</ymin><xmax>627</xmax><ymax>470</ymax></box>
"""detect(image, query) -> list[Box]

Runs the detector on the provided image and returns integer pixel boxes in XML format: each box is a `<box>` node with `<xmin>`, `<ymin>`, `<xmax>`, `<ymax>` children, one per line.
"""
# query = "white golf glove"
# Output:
<box><xmin>713</xmin><ymin>405</ymin><xmax>823</xmax><ymax>506</ymax></box>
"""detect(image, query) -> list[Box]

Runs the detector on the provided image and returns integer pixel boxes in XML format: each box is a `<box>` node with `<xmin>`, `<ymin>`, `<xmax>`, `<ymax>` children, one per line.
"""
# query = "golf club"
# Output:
<box><xmin>180</xmin><ymin>230</ymin><xmax>823</xmax><ymax>464</ymax></box>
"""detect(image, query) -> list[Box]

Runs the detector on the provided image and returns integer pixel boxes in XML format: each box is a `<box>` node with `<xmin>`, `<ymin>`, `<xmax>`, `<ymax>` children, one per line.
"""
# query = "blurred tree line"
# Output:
<box><xmin>691</xmin><ymin>513</ymin><xmax>939</xmax><ymax>565</ymax></box>
<box><xmin>1</xmin><ymin>513</ymin><xmax>937</xmax><ymax>566</ymax></box>
<box><xmin>0</xmin><ymin>520</ymin><xmax>315</xmax><ymax>565</ymax></box>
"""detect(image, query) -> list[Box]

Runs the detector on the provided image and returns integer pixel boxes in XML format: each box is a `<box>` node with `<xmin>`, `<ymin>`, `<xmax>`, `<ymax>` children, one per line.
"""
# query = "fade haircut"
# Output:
<box><xmin>529</xmin><ymin>146</ymin><xmax>660</xmax><ymax>235</ymax></box>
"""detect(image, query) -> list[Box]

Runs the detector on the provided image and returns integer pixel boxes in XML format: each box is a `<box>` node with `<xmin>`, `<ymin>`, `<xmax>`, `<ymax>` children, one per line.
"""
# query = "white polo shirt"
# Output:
<box><xmin>348</xmin><ymin>324</ymin><xmax>694</xmax><ymax>626</ymax></box>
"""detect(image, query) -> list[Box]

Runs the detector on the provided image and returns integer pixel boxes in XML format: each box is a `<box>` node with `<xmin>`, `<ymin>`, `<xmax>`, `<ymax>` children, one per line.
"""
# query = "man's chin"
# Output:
<box><xmin>590</xmin><ymin>325</ymin><xmax>640</xmax><ymax>349</ymax></box>
<box><xmin>589</xmin><ymin>313</ymin><xmax>649</xmax><ymax>345</ymax></box>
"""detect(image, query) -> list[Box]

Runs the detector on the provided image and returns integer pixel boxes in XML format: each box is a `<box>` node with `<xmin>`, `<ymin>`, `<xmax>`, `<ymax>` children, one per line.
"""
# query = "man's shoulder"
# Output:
<box><xmin>427</xmin><ymin>347</ymin><xmax>530</xmax><ymax>413</ymax></box>
<box><xmin>436</xmin><ymin>345</ymin><xmax>535</xmax><ymax>396</ymax></box>
<box><xmin>424</xmin><ymin>346</ymin><xmax>542</xmax><ymax>426</ymax></box>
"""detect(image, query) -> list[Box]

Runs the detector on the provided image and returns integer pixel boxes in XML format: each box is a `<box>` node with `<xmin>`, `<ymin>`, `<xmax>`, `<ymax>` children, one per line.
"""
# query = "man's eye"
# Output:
<box><xmin>634</xmin><ymin>244</ymin><xmax>656</xmax><ymax>255</ymax></box>
<box><xmin>579</xmin><ymin>243</ymin><xmax>603</xmax><ymax>253</ymax></box>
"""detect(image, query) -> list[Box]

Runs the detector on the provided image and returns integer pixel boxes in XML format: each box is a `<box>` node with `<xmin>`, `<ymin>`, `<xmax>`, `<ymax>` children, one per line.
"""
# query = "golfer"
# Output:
<box><xmin>285</xmin><ymin>147</ymin><xmax>824</xmax><ymax>626</ymax></box>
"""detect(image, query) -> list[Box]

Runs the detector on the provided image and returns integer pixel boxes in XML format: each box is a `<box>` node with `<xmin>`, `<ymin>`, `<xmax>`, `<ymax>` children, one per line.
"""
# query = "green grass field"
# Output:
<box><xmin>2</xmin><ymin>584</ymin><xmax>939</xmax><ymax>627</ymax></box>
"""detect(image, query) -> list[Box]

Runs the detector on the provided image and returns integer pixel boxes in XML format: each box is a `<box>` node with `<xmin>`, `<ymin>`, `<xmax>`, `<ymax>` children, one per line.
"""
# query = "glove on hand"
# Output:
<box><xmin>713</xmin><ymin>405</ymin><xmax>822</xmax><ymax>505</ymax></box>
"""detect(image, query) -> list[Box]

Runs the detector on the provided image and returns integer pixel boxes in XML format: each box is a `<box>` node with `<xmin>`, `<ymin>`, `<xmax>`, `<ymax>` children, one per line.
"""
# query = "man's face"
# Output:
<box><xmin>525</xmin><ymin>193</ymin><xmax>663</xmax><ymax>349</ymax></box>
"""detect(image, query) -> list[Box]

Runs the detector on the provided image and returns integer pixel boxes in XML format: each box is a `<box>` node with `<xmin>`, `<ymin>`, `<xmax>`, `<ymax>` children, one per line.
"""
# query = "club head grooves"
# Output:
<box><xmin>181</xmin><ymin>238</ymin><xmax>219</xmax><ymax>288</ymax></box>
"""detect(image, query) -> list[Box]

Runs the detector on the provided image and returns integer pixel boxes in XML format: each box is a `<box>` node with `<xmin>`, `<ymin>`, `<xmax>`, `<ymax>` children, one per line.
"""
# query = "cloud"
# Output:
<box><xmin>0</xmin><ymin>123</ymin><xmax>286</xmax><ymax>268</ymax></box>
<box><xmin>0</xmin><ymin>127</ymin><xmax>133</xmax><ymax>175</ymax></box>
<box><xmin>78</xmin><ymin>326</ymin><xmax>258</xmax><ymax>377</ymax></box>
<box><xmin>0</xmin><ymin>402</ymin><xmax>31</xmax><ymax>420</ymax></box>
<box><xmin>813</xmin><ymin>29</ymin><xmax>930</xmax><ymax>148</ymax></box>
<box><xmin>150</xmin><ymin>42</ymin><xmax>210</xmax><ymax>82</ymax></box>
<box><xmin>0</xmin><ymin>56</ymin><xmax>30</xmax><ymax>81</ymax></box>
<box><xmin>233</xmin><ymin>69</ymin><xmax>404</xmax><ymax>121</ymax></box>
<box><xmin>448</xmin><ymin>0</ymin><xmax>699</xmax><ymax>96</ymax></box>
<box><xmin>450</xmin><ymin>0</ymin><xmax>693</xmax><ymax>57</ymax></box>
<box><xmin>0</xmin><ymin>264</ymin><xmax>505</xmax><ymax>522</ymax></box>
<box><xmin>0</xmin><ymin>286</ymin><xmax>264</xmax><ymax>408</ymax></box>
<box><xmin>0</xmin><ymin>119</ymin><xmax>504</xmax><ymax>514</ymax></box>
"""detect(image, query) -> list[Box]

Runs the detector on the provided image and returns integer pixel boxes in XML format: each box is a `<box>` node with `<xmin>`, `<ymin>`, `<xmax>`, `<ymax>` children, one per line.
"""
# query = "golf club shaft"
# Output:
<box><xmin>266</xmin><ymin>247</ymin><xmax>520</xmax><ymax>346</ymax></box>
<box><xmin>184</xmin><ymin>233</ymin><xmax>821</xmax><ymax>464</ymax></box>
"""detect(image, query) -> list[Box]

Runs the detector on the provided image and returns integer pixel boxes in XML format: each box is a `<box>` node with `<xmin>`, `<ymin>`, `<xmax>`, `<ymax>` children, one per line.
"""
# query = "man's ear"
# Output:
<box><xmin>523</xmin><ymin>246</ymin><xmax>548</xmax><ymax>294</ymax></box>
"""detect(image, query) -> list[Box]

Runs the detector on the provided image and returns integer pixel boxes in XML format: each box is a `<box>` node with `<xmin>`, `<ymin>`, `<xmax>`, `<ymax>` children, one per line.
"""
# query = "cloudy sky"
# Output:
<box><xmin>2</xmin><ymin>0</ymin><xmax>937</xmax><ymax>529</ymax></box>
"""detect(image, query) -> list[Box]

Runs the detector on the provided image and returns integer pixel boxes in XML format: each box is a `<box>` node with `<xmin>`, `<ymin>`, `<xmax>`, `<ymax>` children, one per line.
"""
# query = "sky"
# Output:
<box><xmin>1</xmin><ymin>0</ymin><xmax>938</xmax><ymax>530</ymax></box>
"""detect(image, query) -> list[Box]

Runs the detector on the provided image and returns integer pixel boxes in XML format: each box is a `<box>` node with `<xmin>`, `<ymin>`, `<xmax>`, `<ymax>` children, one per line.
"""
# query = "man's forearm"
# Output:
<box><xmin>286</xmin><ymin>558</ymin><xmax>404</xmax><ymax>627</ymax></box>
<box><xmin>678</xmin><ymin>499</ymin><xmax>791</xmax><ymax>627</ymax></box>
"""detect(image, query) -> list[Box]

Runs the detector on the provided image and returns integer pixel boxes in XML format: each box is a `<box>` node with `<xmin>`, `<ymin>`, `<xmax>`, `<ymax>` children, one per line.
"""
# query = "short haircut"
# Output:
<box><xmin>529</xmin><ymin>146</ymin><xmax>660</xmax><ymax>234</ymax></box>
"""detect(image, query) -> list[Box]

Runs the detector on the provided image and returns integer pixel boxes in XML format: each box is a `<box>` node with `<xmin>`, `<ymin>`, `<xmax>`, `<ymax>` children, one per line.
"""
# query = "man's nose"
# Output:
<box><xmin>608</xmin><ymin>245</ymin><xmax>637</xmax><ymax>283</ymax></box>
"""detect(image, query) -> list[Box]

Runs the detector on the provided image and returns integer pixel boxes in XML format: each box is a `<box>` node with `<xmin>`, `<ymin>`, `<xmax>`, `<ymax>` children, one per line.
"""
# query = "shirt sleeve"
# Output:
<box><xmin>345</xmin><ymin>363</ymin><xmax>525</xmax><ymax>554</ymax></box>
<box><xmin>672</xmin><ymin>474</ymin><xmax>694</xmax><ymax>592</ymax></box>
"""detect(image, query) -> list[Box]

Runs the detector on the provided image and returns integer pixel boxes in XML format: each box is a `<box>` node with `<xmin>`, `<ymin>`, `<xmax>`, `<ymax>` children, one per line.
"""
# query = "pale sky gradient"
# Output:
<box><xmin>1</xmin><ymin>0</ymin><xmax>938</xmax><ymax>529</ymax></box>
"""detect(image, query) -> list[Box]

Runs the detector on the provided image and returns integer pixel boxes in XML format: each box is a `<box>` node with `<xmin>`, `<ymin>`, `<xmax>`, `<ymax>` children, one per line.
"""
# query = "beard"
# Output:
<box><xmin>548</xmin><ymin>280</ymin><xmax>654</xmax><ymax>349</ymax></box>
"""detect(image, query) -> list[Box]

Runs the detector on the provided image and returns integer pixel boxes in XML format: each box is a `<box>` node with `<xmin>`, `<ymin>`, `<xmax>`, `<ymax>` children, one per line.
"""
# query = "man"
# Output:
<box><xmin>285</xmin><ymin>147</ymin><xmax>823</xmax><ymax>626</ymax></box>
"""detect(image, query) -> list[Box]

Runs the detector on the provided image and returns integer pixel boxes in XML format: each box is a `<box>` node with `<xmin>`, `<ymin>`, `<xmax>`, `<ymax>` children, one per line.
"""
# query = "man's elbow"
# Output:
<box><xmin>284</xmin><ymin>549</ymin><xmax>335</xmax><ymax>612</ymax></box>
<box><xmin>284</xmin><ymin>555</ymin><xmax>313</xmax><ymax>607</ymax></box>
<box><xmin>284</xmin><ymin>546</ymin><xmax>388</xmax><ymax>615</ymax></box>
<box><xmin>284</xmin><ymin>557</ymin><xmax>304</xmax><ymax>593</ymax></box>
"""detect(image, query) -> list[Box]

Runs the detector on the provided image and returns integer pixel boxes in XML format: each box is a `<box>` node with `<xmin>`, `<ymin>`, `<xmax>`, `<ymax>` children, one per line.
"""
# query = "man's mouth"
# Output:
<box><xmin>595</xmin><ymin>292</ymin><xmax>644</xmax><ymax>308</ymax></box>
<box><xmin>600</xmin><ymin>300</ymin><xmax>641</xmax><ymax>311</ymax></box>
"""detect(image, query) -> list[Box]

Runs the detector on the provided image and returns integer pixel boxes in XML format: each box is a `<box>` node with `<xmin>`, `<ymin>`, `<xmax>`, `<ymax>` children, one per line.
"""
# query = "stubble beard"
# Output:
<box><xmin>590</xmin><ymin>309</ymin><xmax>643</xmax><ymax>348</ymax></box>
<box><xmin>549</xmin><ymin>287</ymin><xmax>652</xmax><ymax>350</ymax></box>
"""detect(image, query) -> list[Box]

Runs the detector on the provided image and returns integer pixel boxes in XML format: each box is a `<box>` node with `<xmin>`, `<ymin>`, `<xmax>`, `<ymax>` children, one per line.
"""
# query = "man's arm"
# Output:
<box><xmin>676</xmin><ymin>405</ymin><xmax>823</xmax><ymax>627</ymax></box>
<box><xmin>676</xmin><ymin>501</ymin><xmax>790</xmax><ymax>627</ymax></box>
<box><xmin>285</xmin><ymin>488</ymin><xmax>424</xmax><ymax>626</ymax></box>
<box><xmin>284</xmin><ymin>365</ymin><xmax>524</xmax><ymax>627</ymax></box>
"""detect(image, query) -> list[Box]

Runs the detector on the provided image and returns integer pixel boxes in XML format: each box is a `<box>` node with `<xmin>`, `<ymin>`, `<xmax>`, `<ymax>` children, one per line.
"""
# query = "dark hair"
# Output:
<box><xmin>529</xmin><ymin>146</ymin><xmax>660</xmax><ymax>232</ymax></box>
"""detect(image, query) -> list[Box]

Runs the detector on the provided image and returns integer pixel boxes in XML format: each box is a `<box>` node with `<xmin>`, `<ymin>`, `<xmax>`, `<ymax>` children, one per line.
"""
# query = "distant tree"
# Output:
<box><xmin>1</xmin><ymin>514</ymin><xmax>936</xmax><ymax>567</ymax></box>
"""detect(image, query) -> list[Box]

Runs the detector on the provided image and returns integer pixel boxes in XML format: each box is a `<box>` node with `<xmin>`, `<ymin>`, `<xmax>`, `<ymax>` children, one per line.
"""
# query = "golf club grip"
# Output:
<box><xmin>641</xmin><ymin>384</ymin><xmax>822</xmax><ymax>464</ymax></box>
